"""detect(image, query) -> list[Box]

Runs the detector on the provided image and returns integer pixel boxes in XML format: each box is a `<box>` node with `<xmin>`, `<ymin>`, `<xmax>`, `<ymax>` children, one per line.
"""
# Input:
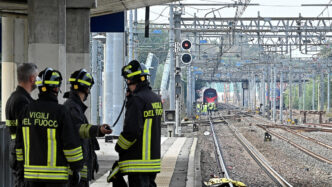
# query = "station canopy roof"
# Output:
<box><xmin>0</xmin><ymin>0</ymin><xmax>178</xmax><ymax>16</ymax></box>
<box><xmin>91</xmin><ymin>0</ymin><xmax>177</xmax><ymax>16</ymax></box>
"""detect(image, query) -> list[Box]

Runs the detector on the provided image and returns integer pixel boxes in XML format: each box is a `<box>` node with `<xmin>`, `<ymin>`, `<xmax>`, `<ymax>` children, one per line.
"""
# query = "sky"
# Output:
<box><xmin>135</xmin><ymin>0</ymin><xmax>332</xmax><ymax>23</ymax></box>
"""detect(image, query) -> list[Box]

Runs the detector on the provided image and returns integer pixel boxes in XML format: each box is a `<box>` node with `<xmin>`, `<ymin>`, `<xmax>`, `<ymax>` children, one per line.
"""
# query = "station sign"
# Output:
<box><xmin>91</xmin><ymin>12</ymin><xmax>125</xmax><ymax>32</ymax></box>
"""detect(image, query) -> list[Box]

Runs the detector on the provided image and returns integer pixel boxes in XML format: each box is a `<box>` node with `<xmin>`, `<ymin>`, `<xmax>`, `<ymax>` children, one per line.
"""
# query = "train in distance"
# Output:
<box><xmin>203</xmin><ymin>88</ymin><xmax>218</xmax><ymax>105</ymax></box>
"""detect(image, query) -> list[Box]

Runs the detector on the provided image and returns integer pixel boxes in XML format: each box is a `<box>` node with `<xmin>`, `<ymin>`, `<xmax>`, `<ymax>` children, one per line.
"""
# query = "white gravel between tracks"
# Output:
<box><xmin>237</xmin><ymin>116</ymin><xmax>332</xmax><ymax>186</ymax></box>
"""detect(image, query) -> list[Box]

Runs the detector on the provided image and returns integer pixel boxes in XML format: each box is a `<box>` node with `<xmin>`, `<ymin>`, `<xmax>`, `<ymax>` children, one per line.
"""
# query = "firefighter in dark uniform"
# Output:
<box><xmin>5</xmin><ymin>63</ymin><xmax>38</xmax><ymax>187</ymax></box>
<box><xmin>107</xmin><ymin>60</ymin><xmax>163</xmax><ymax>187</ymax></box>
<box><xmin>15</xmin><ymin>68</ymin><xmax>84</xmax><ymax>187</ymax></box>
<box><xmin>63</xmin><ymin>69</ymin><xmax>112</xmax><ymax>187</ymax></box>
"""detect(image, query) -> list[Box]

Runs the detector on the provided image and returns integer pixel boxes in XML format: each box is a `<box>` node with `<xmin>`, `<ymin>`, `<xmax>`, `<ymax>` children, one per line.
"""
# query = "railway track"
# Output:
<box><xmin>208</xmin><ymin>116</ymin><xmax>234</xmax><ymax>187</ymax></box>
<box><xmin>245</xmin><ymin>115</ymin><xmax>332</xmax><ymax>164</ymax></box>
<box><xmin>209</xmin><ymin>112</ymin><xmax>292</xmax><ymax>187</ymax></box>
<box><xmin>279</xmin><ymin>127</ymin><xmax>332</xmax><ymax>150</ymax></box>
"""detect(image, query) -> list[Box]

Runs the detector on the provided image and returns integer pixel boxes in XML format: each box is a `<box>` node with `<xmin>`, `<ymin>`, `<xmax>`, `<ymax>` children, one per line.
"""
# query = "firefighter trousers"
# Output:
<box><xmin>25</xmin><ymin>182</ymin><xmax>67</xmax><ymax>187</ymax></box>
<box><xmin>12</xmin><ymin>167</ymin><xmax>25</xmax><ymax>187</ymax></box>
<box><xmin>128</xmin><ymin>173</ymin><xmax>157</xmax><ymax>187</ymax></box>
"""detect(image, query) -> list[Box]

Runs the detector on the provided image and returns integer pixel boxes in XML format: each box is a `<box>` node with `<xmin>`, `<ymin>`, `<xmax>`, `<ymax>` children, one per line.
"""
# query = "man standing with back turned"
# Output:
<box><xmin>5</xmin><ymin>63</ymin><xmax>38</xmax><ymax>187</ymax></box>
<box><xmin>108</xmin><ymin>60</ymin><xmax>163</xmax><ymax>187</ymax></box>
<box><xmin>64</xmin><ymin>69</ymin><xmax>112</xmax><ymax>187</ymax></box>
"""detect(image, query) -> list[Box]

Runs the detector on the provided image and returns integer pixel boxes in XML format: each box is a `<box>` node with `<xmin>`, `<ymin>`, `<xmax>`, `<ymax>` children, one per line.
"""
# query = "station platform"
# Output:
<box><xmin>91</xmin><ymin>137</ymin><xmax>201</xmax><ymax>187</ymax></box>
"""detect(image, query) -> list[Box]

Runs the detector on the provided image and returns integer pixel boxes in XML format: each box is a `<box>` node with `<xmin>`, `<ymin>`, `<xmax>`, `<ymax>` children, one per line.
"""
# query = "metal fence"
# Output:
<box><xmin>0</xmin><ymin>122</ymin><xmax>13</xmax><ymax>187</ymax></box>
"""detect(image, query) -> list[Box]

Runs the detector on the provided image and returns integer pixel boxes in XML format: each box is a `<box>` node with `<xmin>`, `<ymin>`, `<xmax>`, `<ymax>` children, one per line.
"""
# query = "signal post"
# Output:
<box><xmin>173</xmin><ymin>7</ymin><xmax>193</xmax><ymax>136</ymax></box>
<box><xmin>174</xmin><ymin>10</ymin><xmax>181</xmax><ymax>135</ymax></box>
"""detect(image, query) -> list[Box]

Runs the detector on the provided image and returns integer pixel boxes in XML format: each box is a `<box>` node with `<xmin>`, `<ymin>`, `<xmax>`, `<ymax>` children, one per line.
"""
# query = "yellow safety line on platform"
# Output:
<box><xmin>156</xmin><ymin>137</ymin><xmax>187</xmax><ymax>187</ymax></box>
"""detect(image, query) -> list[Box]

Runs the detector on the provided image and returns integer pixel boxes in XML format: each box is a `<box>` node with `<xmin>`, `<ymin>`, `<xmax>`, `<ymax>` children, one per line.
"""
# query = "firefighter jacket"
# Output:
<box><xmin>63</xmin><ymin>92</ymin><xmax>102</xmax><ymax>181</ymax></box>
<box><xmin>5</xmin><ymin>86</ymin><xmax>34</xmax><ymax>169</ymax></box>
<box><xmin>115</xmin><ymin>83</ymin><xmax>163</xmax><ymax>174</ymax></box>
<box><xmin>15</xmin><ymin>93</ymin><xmax>84</xmax><ymax>183</ymax></box>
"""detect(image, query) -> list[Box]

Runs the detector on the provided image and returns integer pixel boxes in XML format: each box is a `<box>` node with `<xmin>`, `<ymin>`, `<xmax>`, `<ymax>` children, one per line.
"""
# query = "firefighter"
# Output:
<box><xmin>5</xmin><ymin>63</ymin><xmax>38</xmax><ymax>187</ymax></box>
<box><xmin>108</xmin><ymin>60</ymin><xmax>163</xmax><ymax>187</ymax></box>
<box><xmin>63</xmin><ymin>69</ymin><xmax>113</xmax><ymax>187</ymax></box>
<box><xmin>15</xmin><ymin>68</ymin><xmax>84</xmax><ymax>187</ymax></box>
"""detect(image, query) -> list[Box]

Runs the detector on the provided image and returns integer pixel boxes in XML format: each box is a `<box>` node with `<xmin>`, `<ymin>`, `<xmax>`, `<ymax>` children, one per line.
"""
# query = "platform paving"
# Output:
<box><xmin>90</xmin><ymin>137</ymin><xmax>199</xmax><ymax>187</ymax></box>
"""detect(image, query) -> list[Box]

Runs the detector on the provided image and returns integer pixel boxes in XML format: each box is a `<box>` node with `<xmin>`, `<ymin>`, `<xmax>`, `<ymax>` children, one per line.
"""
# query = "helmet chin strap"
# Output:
<box><xmin>83</xmin><ymin>90</ymin><xmax>89</xmax><ymax>101</ymax></box>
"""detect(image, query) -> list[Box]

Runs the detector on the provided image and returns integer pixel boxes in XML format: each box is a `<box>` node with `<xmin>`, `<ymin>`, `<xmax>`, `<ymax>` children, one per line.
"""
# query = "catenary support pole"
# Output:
<box><xmin>254</xmin><ymin>75</ymin><xmax>257</xmax><ymax>111</ymax></box>
<box><xmin>169</xmin><ymin>5</ymin><xmax>175</xmax><ymax>110</ymax></box>
<box><xmin>312</xmin><ymin>73</ymin><xmax>315</xmax><ymax>110</ymax></box>
<box><xmin>262</xmin><ymin>72</ymin><xmax>266</xmax><ymax>116</ymax></box>
<box><xmin>303</xmin><ymin>79</ymin><xmax>306</xmax><ymax>110</ymax></box>
<box><xmin>91</xmin><ymin>35</ymin><xmax>98</xmax><ymax>126</ymax></box>
<box><xmin>289</xmin><ymin>69</ymin><xmax>293</xmax><ymax>122</ymax></box>
<box><xmin>192</xmin><ymin>13</ymin><xmax>197</xmax><ymax>109</ymax></box>
<box><xmin>280</xmin><ymin>71</ymin><xmax>283</xmax><ymax>123</ymax></box>
<box><xmin>320</xmin><ymin>72</ymin><xmax>324</xmax><ymax>111</ymax></box>
<box><xmin>266</xmin><ymin>67</ymin><xmax>270</xmax><ymax>116</ymax></box>
<box><xmin>328</xmin><ymin>71</ymin><xmax>330</xmax><ymax>112</ymax></box>
<box><xmin>98</xmin><ymin>42</ymin><xmax>104</xmax><ymax>123</ymax></box>
<box><xmin>128</xmin><ymin>10</ymin><xmax>134</xmax><ymax>62</ymax></box>
<box><xmin>187</xmin><ymin>66</ymin><xmax>191</xmax><ymax>116</ymax></box>
<box><xmin>134</xmin><ymin>9</ymin><xmax>138</xmax><ymax>59</ymax></box>
<box><xmin>298</xmin><ymin>77</ymin><xmax>302</xmax><ymax>110</ymax></box>
<box><xmin>174</xmin><ymin>11</ymin><xmax>181</xmax><ymax>135</ymax></box>
<box><xmin>273</xmin><ymin>67</ymin><xmax>276</xmax><ymax>122</ymax></box>
<box><xmin>270</xmin><ymin>65</ymin><xmax>273</xmax><ymax>113</ymax></box>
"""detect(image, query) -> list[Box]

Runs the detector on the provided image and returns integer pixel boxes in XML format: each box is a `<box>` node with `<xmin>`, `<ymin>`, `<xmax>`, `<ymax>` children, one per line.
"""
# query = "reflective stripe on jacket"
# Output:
<box><xmin>16</xmin><ymin>93</ymin><xmax>84</xmax><ymax>183</ymax></box>
<box><xmin>64</xmin><ymin>92</ymin><xmax>102</xmax><ymax>181</ymax></box>
<box><xmin>115</xmin><ymin>84</ymin><xmax>162</xmax><ymax>174</ymax></box>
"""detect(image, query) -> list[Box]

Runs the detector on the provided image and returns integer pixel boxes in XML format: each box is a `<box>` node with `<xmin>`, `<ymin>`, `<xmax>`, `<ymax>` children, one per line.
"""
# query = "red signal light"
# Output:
<box><xmin>182</xmin><ymin>40</ymin><xmax>191</xmax><ymax>50</ymax></box>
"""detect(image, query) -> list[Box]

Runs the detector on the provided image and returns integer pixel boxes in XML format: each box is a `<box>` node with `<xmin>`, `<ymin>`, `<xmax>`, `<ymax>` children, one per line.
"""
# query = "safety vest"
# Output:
<box><xmin>203</xmin><ymin>104</ymin><xmax>208</xmax><ymax>112</ymax></box>
<box><xmin>208</xmin><ymin>103</ymin><xmax>213</xmax><ymax>110</ymax></box>
<box><xmin>196</xmin><ymin>104</ymin><xmax>201</xmax><ymax>112</ymax></box>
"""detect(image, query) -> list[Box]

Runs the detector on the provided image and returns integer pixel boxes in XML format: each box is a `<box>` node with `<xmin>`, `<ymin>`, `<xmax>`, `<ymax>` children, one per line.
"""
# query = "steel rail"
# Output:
<box><xmin>219</xmin><ymin>114</ymin><xmax>293</xmax><ymax>187</ymax></box>
<box><xmin>251</xmin><ymin>115</ymin><xmax>332</xmax><ymax>132</ymax></box>
<box><xmin>208</xmin><ymin>116</ymin><xmax>233</xmax><ymax>187</ymax></box>
<box><xmin>282</xmin><ymin>128</ymin><xmax>332</xmax><ymax>150</ymax></box>
<box><xmin>304</xmin><ymin>123</ymin><xmax>332</xmax><ymax>128</ymax></box>
<box><xmin>254</xmin><ymin>123</ymin><xmax>332</xmax><ymax>133</ymax></box>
